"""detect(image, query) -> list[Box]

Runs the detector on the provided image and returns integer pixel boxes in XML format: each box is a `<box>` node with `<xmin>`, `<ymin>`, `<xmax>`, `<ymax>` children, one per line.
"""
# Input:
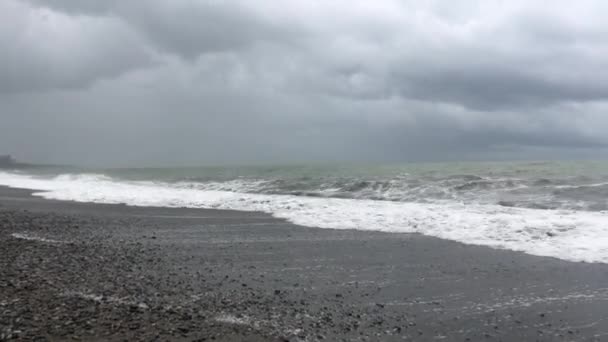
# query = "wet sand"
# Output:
<box><xmin>1</xmin><ymin>186</ymin><xmax>608</xmax><ymax>341</ymax></box>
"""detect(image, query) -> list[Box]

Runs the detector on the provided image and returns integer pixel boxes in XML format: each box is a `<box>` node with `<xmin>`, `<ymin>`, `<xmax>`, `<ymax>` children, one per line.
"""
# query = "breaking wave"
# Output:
<box><xmin>1</xmin><ymin>171</ymin><xmax>608</xmax><ymax>263</ymax></box>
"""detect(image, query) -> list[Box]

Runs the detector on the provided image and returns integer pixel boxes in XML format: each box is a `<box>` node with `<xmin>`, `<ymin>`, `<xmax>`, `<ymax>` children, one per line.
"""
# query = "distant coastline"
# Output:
<box><xmin>0</xmin><ymin>155</ymin><xmax>38</xmax><ymax>169</ymax></box>
<box><xmin>0</xmin><ymin>155</ymin><xmax>16</xmax><ymax>168</ymax></box>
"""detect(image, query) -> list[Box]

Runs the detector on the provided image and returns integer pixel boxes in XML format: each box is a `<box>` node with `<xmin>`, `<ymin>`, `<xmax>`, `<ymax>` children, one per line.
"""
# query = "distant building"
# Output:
<box><xmin>0</xmin><ymin>155</ymin><xmax>15</xmax><ymax>166</ymax></box>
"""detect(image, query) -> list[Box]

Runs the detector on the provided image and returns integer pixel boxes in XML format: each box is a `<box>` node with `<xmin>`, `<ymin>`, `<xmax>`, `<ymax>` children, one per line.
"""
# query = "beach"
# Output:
<box><xmin>1</xmin><ymin>186</ymin><xmax>608</xmax><ymax>341</ymax></box>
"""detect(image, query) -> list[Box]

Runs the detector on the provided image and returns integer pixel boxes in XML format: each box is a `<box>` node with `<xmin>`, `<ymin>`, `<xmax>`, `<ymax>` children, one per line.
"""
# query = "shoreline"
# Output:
<box><xmin>1</xmin><ymin>186</ymin><xmax>608</xmax><ymax>340</ymax></box>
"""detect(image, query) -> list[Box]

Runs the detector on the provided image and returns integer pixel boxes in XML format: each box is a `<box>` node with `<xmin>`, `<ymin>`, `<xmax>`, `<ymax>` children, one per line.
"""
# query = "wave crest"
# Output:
<box><xmin>1</xmin><ymin>170</ymin><xmax>608</xmax><ymax>263</ymax></box>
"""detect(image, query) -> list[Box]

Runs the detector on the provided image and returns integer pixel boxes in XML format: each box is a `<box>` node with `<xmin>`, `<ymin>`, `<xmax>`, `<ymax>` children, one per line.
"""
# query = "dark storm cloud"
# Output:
<box><xmin>381</xmin><ymin>9</ymin><xmax>608</xmax><ymax>111</ymax></box>
<box><xmin>3</xmin><ymin>0</ymin><xmax>288</xmax><ymax>94</ymax></box>
<box><xmin>25</xmin><ymin>0</ymin><xmax>293</xmax><ymax>58</ymax></box>
<box><xmin>22</xmin><ymin>0</ymin><xmax>117</xmax><ymax>15</ymax></box>
<box><xmin>391</xmin><ymin>65</ymin><xmax>608</xmax><ymax>111</ymax></box>
<box><xmin>2</xmin><ymin>0</ymin><xmax>608</xmax><ymax>165</ymax></box>
<box><xmin>0</xmin><ymin>0</ymin><xmax>153</xmax><ymax>92</ymax></box>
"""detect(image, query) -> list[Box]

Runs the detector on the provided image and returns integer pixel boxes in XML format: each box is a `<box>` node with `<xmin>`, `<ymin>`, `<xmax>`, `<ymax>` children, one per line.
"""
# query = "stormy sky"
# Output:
<box><xmin>2</xmin><ymin>0</ymin><xmax>608</xmax><ymax>166</ymax></box>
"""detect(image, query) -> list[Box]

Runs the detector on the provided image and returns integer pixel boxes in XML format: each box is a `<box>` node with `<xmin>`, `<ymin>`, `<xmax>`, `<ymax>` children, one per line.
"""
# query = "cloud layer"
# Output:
<box><xmin>2</xmin><ymin>0</ymin><xmax>608</xmax><ymax>165</ymax></box>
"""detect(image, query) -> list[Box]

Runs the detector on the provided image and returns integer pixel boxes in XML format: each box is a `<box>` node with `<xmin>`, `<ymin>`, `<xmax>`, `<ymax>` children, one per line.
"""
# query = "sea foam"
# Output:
<box><xmin>1</xmin><ymin>171</ymin><xmax>607</xmax><ymax>263</ymax></box>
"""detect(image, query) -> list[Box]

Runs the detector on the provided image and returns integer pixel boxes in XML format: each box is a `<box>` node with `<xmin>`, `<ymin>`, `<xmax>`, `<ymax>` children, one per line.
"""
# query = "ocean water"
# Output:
<box><xmin>1</xmin><ymin>161</ymin><xmax>608</xmax><ymax>263</ymax></box>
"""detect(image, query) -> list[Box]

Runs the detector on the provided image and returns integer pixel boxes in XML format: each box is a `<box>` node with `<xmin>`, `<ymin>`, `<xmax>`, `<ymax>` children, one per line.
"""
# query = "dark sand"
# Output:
<box><xmin>1</xmin><ymin>186</ymin><xmax>608</xmax><ymax>341</ymax></box>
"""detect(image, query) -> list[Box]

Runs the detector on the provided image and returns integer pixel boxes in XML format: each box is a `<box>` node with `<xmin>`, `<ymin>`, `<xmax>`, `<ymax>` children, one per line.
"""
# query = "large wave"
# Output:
<box><xmin>1</xmin><ymin>171</ymin><xmax>607</xmax><ymax>263</ymax></box>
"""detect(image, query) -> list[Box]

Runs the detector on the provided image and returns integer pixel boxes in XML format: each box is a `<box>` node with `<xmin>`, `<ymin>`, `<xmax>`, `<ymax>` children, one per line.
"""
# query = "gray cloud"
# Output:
<box><xmin>25</xmin><ymin>0</ymin><xmax>294</xmax><ymax>58</ymax></box>
<box><xmin>123</xmin><ymin>2</ymin><xmax>289</xmax><ymax>58</ymax></box>
<box><xmin>1</xmin><ymin>0</ymin><xmax>608</xmax><ymax>166</ymax></box>
<box><xmin>390</xmin><ymin>64</ymin><xmax>608</xmax><ymax>111</ymax></box>
<box><xmin>0</xmin><ymin>0</ymin><xmax>153</xmax><ymax>92</ymax></box>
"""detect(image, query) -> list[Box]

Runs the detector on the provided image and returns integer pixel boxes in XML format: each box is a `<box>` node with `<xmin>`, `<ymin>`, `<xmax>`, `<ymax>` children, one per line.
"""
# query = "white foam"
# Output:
<box><xmin>1</xmin><ymin>171</ymin><xmax>608</xmax><ymax>263</ymax></box>
<box><xmin>553</xmin><ymin>181</ymin><xmax>608</xmax><ymax>189</ymax></box>
<box><xmin>214</xmin><ymin>313</ymin><xmax>256</xmax><ymax>327</ymax></box>
<box><xmin>462</xmin><ymin>288</ymin><xmax>608</xmax><ymax>314</ymax></box>
<box><xmin>63</xmin><ymin>291</ymin><xmax>149</xmax><ymax>309</ymax></box>
<box><xmin>11</xmin><ymin>232</ymin><xmax>65</xmax><ymax>244</ymax></box>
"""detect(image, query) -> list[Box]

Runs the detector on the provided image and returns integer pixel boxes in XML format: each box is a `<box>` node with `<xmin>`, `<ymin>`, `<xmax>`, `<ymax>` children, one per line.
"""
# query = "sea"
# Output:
<box><xmin>1</xmin><ymin>160</ymin><xmax>608</xmax><ymax>263</ymax></box>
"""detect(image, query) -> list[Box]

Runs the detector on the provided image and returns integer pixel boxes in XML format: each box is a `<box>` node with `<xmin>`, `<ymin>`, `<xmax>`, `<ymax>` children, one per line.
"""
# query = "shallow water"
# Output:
<box><xmin>2</xmin><ymin>160</ymin><xmax>608</xmax><ymax>263</ymax></box>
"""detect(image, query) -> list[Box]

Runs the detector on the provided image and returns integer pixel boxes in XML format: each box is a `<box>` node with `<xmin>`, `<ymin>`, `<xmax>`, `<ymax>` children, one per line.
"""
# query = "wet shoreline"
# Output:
<box><xmin>1</xmin><ymin>186</ymin><xmax>608</xmax><ymax>341</ymax></box>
